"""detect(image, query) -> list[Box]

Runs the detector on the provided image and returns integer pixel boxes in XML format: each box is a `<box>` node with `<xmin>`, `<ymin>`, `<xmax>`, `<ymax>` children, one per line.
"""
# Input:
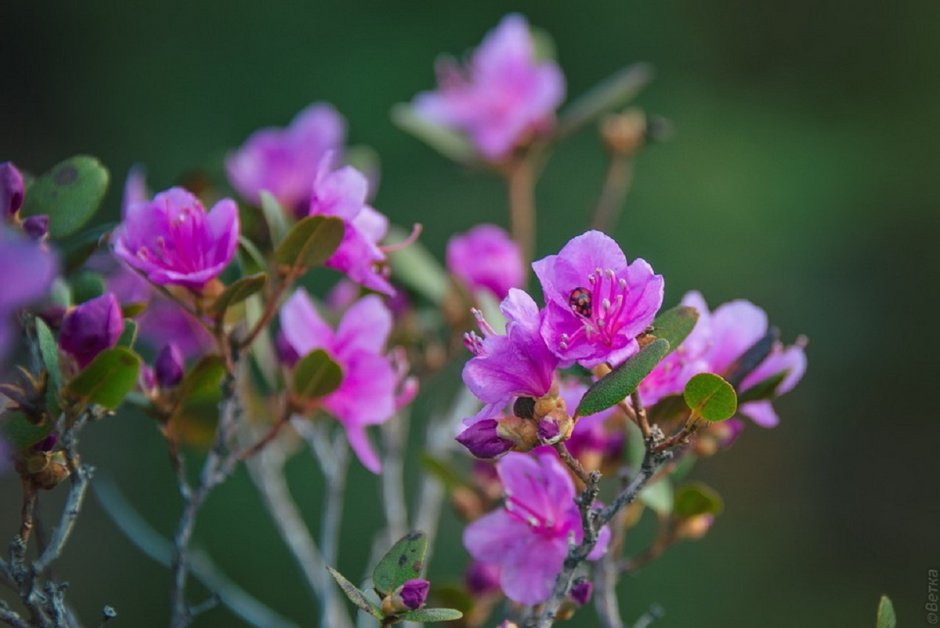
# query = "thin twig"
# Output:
<box><xmin>506</xmin><ymin>156</ymin><xmax>539</xmax><ymax>272</ymax></box>
<box><xmin>590</xmin><ymin>155</ymin><xmax>633</xmax><ymax>232</ymax></box>
<box><xmin>0</xmin><ymin>602</ymin><xmax>29</xmax><ymax>628</ymax></box>
<box><xmin>92</xmin><ymin>475</ymin><xmax>297</xmax><ymax>628</ymax></box>
<box><xmin>380</xmin><ymin>413</ymin><xmax>410</xmax><ymax>544</ymax></box>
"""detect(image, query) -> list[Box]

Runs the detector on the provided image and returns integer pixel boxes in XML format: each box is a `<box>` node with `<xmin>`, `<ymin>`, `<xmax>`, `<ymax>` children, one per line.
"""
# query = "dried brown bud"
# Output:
<box><xmin>601</xmin><ymin>109</ymin><xmax>647</xmax><ymax>157</ymax></box>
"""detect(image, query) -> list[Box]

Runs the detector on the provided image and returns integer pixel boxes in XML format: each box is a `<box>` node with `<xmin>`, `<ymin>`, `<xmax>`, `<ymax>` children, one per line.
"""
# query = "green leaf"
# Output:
<box><xmin>259</xmin><ymin>191</ymin><xmax>290</xmax><ymax>245</ymax></box>
<box><xmin>391</xmin><ymin>103</ymin><xmax>476</xmax><ymax>162</ymax></box>
<box><xmin>121</xmin><ymin>302</ymin><xmax>148</xmax><ymax>318</ymax></box>
<box><xmin>291</xmin><ymin>350</ymin><xmax>343</xmax><ymax>401</ymax></box>
<box><xmin>639</xmin><ymin>477</ymin><xmax>673</xmax><ymax>516</ymax></box>
<box><xmin>0</xmin><ymin>412</ymin><xmax>53</xmax><ymax>449</ymax></box>
<box><xmin>61</xmin><ymin>222</ymin><xmax>115</xmax><ymax>272</ymax></box>
<box><xmin>34</xmin><ymin>317</ymin><xmax>61</xmax><ymax>395</ymax></box>
<box><xmin>557</xmin><ymin>63</ymin><xmax>653</xmax><ymax>138</ymax></box>
<box><xmin>326</xmin><ymin>566</ymin><xmax>383</xmax><ymax>619</ymax></box>
<box><xmin>398</xmin><ymin>608</ymin><xmax>464</xmax><ymax>623</ymax></box>
<box><xmin>875</xmin><ymin>595</ymin><xmax>896</xmax><ymax>628</ymax></box>
<box><xmin>419</xmin><ymin>454</ymin><xmax>465</xmax><ymax>490</ymax></box>
<box><xmin>65</xmin><ymin>347</ymin><xmax>141</xmax><ymax>409</ymax></box>
<box><xmin>117</xmin><ymin>319</ymin><xmax>138</xmax><ymax>348</ymax></box>
<box><xmin>21</xmin><ymin>155</ymin><xmax>110</xmax><ymax>238</ymax></box>
<box><xmin>650</xmin><ymin>305</ymin><xmax>699</xmax><ymax>356</ymax></box>
<box><xmin>238</xmin><ymin>236</ymin><xmax>268</xmax><ymax>276</ymax></box>
<box><xmin>575</xmin><ymin>338</ymin><xmax>670</xmax><ymax>418</ymax></box>
<box><xmin>372</xmin><ymin>531</ymin><xmax>428</xmax><ymax>596</ymax></box>
<box><xmin>737</xmin><ymin>371</ymin><xmax>787</xmax><ymax>403</ymax></box>
<box><xmin>725</xmin><ymin>328</ymin><xmax>778</xmax><ymax>388</ymax></box>
<box><xmin>70</xmin><ymin>271</ymin><xmax>106</xmax><ymax>304</ymax></box>
<box><xmin>673</xmin><ymin>482</ymin><xmax>724</xmax><ymax>518</ymax></box>
<box><xmin>683</xmin><ymin>373</ymin><xmax>737</xmax><ymax>422</ymax></box>
<box><xmin>209</xmin><ymin>273</ymin><xmax>268</xmax><ymax>316</ymax></box>
<box><xmin>170</xmin><ymin>356</ymin><xmax>226</xmax><ymax>445</ymax></box>
<box><xmin>387</xmin><ymin>226</ymin><xmax>449</xmax><ymax>305</ymax></box>
<box><xmin>274</xmin><ymin>216</ymin><xmax>344</xmax><ymax>271</ymax></box>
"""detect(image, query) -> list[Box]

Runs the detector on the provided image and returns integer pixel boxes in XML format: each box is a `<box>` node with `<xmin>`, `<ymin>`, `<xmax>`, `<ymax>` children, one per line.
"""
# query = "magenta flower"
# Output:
<box><xmin>638</xmin><ymin>291</ymin><xmax>713</xmax><ymax>406</ymax></box>
<box><xmin>0</xmin><ymin>226</ymin><xmax>58</xmax><ymax>361</ymax></box>
<box><xmin>446</xmin><ymin>224</ymin><xmax>524</xmax><ymax>299</ymax></box>
<box><xmin>113</xmin><ymin>187</ymin><xmax>239</xmax><ymax>290</ymax></box>
<box><xmin>396</xmin><ymin>579</ymin><xmax>430</xmax><ymax>610</ymax></box>
<box><xmin>154</xmin><ymin>343</ymin><xmax>185</xmax><ymax>388</ymax></box>
<box><xmin>59</xmin><ymin>293</ymin><xmax>124</xmax><ymax>368</ymax></box>
<box><xmin>1</xmin><ymin>162</ymin><xmax>24</xmax><ymax>216</ymax></box>
<box><xmin>462</xmin><ymin>288</ymin><xmax>559</xmax><ymax>423</ymax></box>
<box><xmin>279</xmin><ymin>289</ymin><xmax>407</xmax><ymax>473</ymax></box>
<box><xmin>533</xmin><ymin>230</ymin><xmax>664</xmax><ymax>368</ymax></box>
<box><xmin>456</xmin><ymin>419</ymin><xmax>515</xmax><ymax>459</ymax></box>
<box><xmin>463</xmin><ymin>452</ymin><xmax>609</xmax><ymax>605</ymax></box>
<box><xmin>737</xmin><ymin>339</ymin><xmax>807</xmax><ymax>427</ymax></box>
<box><xmin>307</xmin><ymin>158</ymin><xmax>393</xmax><ymax>296</ymax></box>
<box><xmin>412</xmin><ymin>14</ymin><xmax>565</xmax><ymax>160</ymax></box>
<box><xmin>226</xmin><ymin>103</ymin><xmax>346</xmax><ymax>212</ymax></box>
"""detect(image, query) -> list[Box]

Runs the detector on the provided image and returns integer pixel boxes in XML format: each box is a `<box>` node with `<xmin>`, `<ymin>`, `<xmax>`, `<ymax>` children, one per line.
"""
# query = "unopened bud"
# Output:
<box><xmin>495</xmin><ymin>415</ymin><xmax>538</xmax><ymax>452</ymax></box>
<box><xmin>674</xmin><ymin>514</ymin><xmax>715</xmax><ymax>540</ymax></box>
<box><xmin>0</xmin><ymin>162</ymin><xmax>24</xmax><ymax>216</ymax></box>
<box><xmin>601</xmin><ymin>109</ymin><xmax>647</xmax><ymax>157</ymax></box>
<box><xmin>275</xmin><ymin>332</ymin><xmax>300</xmax><ymax>367</ymax></box>
<box><xmin>381</xmin><ymin>578</ymin><xmax>430</xmax><ymax>615</ymax></box>
<box><xmin>59</xmin><ymin>293</ymin><xmax>124</xmax><ymax>368</ymax></box>
<box><xmin>154</xmin><ymin>343</ymin><xmax>184</xmax><ymax>388</ymax></box>
<box><xmin>570</xmin><ymin>578</ymin><xmax>593</xmax><ymax>606</ymax></box>
<box><xmin>22</xmin><ymin>215</ymin><xmax>49</xmax><ymax>240</ymax></box>
<box><xmin>457</xmin><ymin>419</ymin><xmax>514</xmax><ymax>459</ymax></box>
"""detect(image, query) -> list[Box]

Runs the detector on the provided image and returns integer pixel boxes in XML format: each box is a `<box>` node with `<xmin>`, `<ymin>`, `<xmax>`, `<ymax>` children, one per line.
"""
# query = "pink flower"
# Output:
<box><xmin>736</xmin><ymin>339</ymin><xmax>807</xmax><ymax>428</ymax></box>
<box><xmin>533</xmin><ymin>230</ymin><xmax>664</xmax><ymax>368</ymax></box>
<box><xmin>113</xmin><ymin>187</ymin><xmax>239</xmax><ymax>290</ymax></box>
<box><xmin>446</xmin><ymin>224</ymin><xmax>524</xmax><ymax>299</ymax></box>
<box><xmin>463</xmin><ymin>452</ymin><xmax>609</xmax><ymax>605</ymax></box>
<box><xmin>307</xmin><ymin>158</ymin><xmax>393</xmax><ymax>296</ymax></box>
<box><xmin>0</xmin><ymin>226</ymin><xmax>58</xmax><ymax>361</ymax></box>
<box><xmin>638</xmin><ymin>291</ymin><xmax>713</xmax><ymax>406</ymax></box>
<box><xmin>412</xmin><ymin>14</ymin><xmax>565</xmax><ymax>160</ymax></box>
<box><xmin>279</xmin><ymin>289</ymin><xmax>408</xmax><ymax>473</ymax></box>
<box><xmin>59</xmin><ymin>293</ymin><xmax>124</xmax><ymax>368</ymax></box>
<box><xmin>462</xmin><ymin>288</ymin><xmax>559</xmax><ymax>423</ymax></box>
<box><xmin>226</xmin><ymin>103</ymin><xmax>346</xmax><ymax>212</ymax></box>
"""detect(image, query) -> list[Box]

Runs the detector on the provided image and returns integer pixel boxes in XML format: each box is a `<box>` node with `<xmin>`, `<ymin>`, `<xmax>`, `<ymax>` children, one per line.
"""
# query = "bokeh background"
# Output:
<box><xmin>2</xmin><ymin>1</ymin><xmax>939</xmax><ymax>626</ymax></box>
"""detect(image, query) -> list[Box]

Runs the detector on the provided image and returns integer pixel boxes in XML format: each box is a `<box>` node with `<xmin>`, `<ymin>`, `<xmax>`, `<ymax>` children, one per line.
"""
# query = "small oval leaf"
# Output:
<box><xmin>209</xmin><ymin>273</ymin><xmax>268</xmax><ymax>316</ymax></box>
<box><xmin>398</xmin><ymin>608</ymin><xmax>464</xmax><ymax>623</ymax></box>
<box><xmin>116</xmin><ymin>319</ymin><xmax>138</xmax><ymax>348</ymax></box>
<box><xmin>0</xmin><ymin>412</ymin><xmax>53</xmax><ymax>450</ymax></box>
<box><xmin>683</xmin><ymin>373</ymin><xmax>737</xmax><ymax>422</ymax></box>
<box><xmin>875</xmin><ymin>595</ymin><xmax>896</xmax><ymax>628</ymax></box>
<box><xmin>576</xmin><ymin>338</ymin><xmax>670</xmax><ymax>418</ymax></box>
<box><xmin>673</xmin><ymin>482</ymin><xmax>724</xmax><ymax>519</ymax></box>
<box><xmin>372</xmin><ymin>531</ymin><xmax>428</xmax><ymax>596</ymax></box>
<box><xmin>650</xmin><ymin>305</ymin><xmax>699</xmax><ymax>356</ymax></box>
<box><xmin>291</xmin><ymin>350</ymin><xmax>343</xmax><ymax>402</ymax></box>
<box><xmin>326</xmin><ymin>566</ymin><xmax>383</xmax><ymax>619</ymax></box>
<box><xmin>274</xmin><ymin>216</ymin><xmax>344</xmax><ymax>271</ymax></box>
<box><xmin>22</xmin><ymin>155</ymin><xmax>110</xmax><ymax>238</ymax></box>
<box><xmin>639</xmin><ymin>477</ymin><xmax>673</xmax><ymax>516</ymax></box>
<box><xmin>391</xmin><ymin>103</ymin><xmax>475</xmax><ymax>163</ymax></box>
<box><xmin>169</xmin><ymin>356</ymin><xmax>226</xmax><ymax>446</ymax></box>
<box><xmin>65</xmin><ymin>347</ymin><xmax>141</xmax><ymax>409</ymax></box>
<box><xmin>259</xmin><ymin>191</ymin><xmax>290</xmax><ymax>245</ymax></box>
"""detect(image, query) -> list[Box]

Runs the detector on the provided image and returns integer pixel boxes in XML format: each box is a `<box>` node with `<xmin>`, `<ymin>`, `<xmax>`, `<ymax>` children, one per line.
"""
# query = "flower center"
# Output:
<box><xmin>559</xmin><ymin>268</ymin><xmax>630</xmax><ymax>351</ymax></box>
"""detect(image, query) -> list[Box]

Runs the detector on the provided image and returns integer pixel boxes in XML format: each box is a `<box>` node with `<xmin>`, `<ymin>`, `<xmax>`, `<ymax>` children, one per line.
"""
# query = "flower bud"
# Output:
<box><xmin>465</xmin><ymin>561</ymin><xmax>500</xmax><ymax>597</ymax></box>
<box><xmin>59</xmin><ymin>293</ymin><xmax>124</xmax><ymax>368</ymax></box>
<box><xmin>601</xmin><ymin>109</ymin><xmax>647</xmax><ymax>157</ymax></box>
<box><xmin>275</xmin><ymin>331</ymin><xmax>300</xmax><ymax>367</ymax></box>
<box><xmin>494</xmin><ymin>415</ymin><xmax>538</xmax><ymax>452</ymax></box>
<box><xmin>22</xmin><ymin>215</ymin><xmax>49</xmax><ymax>240</ymax></box>
<box><xmin>0</xmin><ymin>162</ymin><xmax>24</xmax><ymax>216</ymax></box>
<box><xmin>381</xmin><ymin>578</ymin><xmax>430</xmax><ymax>615</ymax></box>
<box><xmin>33</xmin><ymin>432</ymin><xmax>58</xmax><ymax>452</ymax></box>
<box><xmin>674</xmin><ymin>514</ymin><xmax>715</xmax><ymax>541</ymax></box>
<box><xmin>569</xmin><ymin>578</ymin><xmax>593</xmax><ymax>606</ymax></box>
<box><xmin>446</xmin><ymin>225</ymin><xmax>524</xmax><ymax>300</ymax></box>
<box><xmin>154</xmin><ymin>343</ymin><xmax>184</xmax><ymax>388</ymax></box>
<box><xmin>457</xmin><ymin>419</ymin><xmax>514</xmax><ymax>459</ymax></box>
<box><xmin>536</xmin><ymin>416</ymin><xmax>561</xmax><ymax>443</ymax></box>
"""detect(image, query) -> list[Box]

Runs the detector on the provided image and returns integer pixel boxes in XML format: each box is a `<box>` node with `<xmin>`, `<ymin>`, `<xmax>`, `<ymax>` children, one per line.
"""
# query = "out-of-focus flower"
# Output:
<box><xmin>154</xmin><ymin>343</ymin><xmax>184</xmax><ymax>388</ymax></box>
<box><xmin>534</xmin><ymin>230</ymin><xmax>663</xmax><ymax>368</ymax></box>
<box><xmin>0</xmin><ymin>162</ymin><xmax>24</xmax><ymax>216</ymax></box>
<box><xmin>226</xmin><ymin>103</ymin><xmax>346</xmax><ymax>212</ymax></box>
<box><xmin>21</xmin><ymin>215</ymin><xmax>49</xmax><ymax>240</ymax></box>
<box><xmin>446</xmin><ymin>224</ymin><xmax>523</xmax><ymax>300</ymax></box>
<box><xmin>307</xmin><ymin>158</ymin><xmax>393</xmax><ymax>296</ymax></box>
<box><xmin>462</xmin><ymin>288</ymin><xmax>559</xmax><ymax>423</ymax></box>
<box><xmin>279</xmin><ymin>289</ymin><xmax>407</xmax><ymax>473</ymax></box>
<box><xmin>59</xmin><ymin>293</ymin><xmax>123</xmax><ymax>368</ymax></box>
<box><xmin>638</xmin><ymin>291</ymin><xmax>712</xmax><ymax>405</ymax></box>
<box><xmin>112</xmin><ymin>187</ymin><xmax>239</xmax><ymax>290</ymax></box>
<box><xmin>412</xmin><ymin>14</ymin><xmax>565</xmax><ymax>160</ymax></box>
<box><xmin>736</xmin><ymin>339</ymin><xmax>807</xmax><ymax>428</ymax></box>
<box><xmin>0</xmin><ymin>228</ymin><xmax>57</xmax><ymax>361</ymax></box>
<box><xmin>463</xmin><ymin>452</ymin><xmax>610</xmax><ymax>605</ymax></box>
<box><xmin>465</xmin><ymin>561</ymin><xmax>501</xmax><ymax>597</ymax></box>
<box><xmin>569</xmin><ymin>579</ymin><xmax>593</xmax><ymax>606</ymax></box>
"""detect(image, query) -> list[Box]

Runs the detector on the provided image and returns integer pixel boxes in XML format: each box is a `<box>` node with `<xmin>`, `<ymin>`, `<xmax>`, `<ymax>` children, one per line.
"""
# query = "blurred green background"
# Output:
<box><xmin>2</xmin><ymin>1</ymin><xmax>939</xmax><ymax>626</ymax></box>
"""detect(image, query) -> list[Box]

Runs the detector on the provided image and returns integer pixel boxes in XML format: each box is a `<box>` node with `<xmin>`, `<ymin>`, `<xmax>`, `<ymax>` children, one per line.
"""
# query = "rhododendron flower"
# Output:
<box><xmin>279</xmin><ymin>289</ymin><xmax>408</xmax><ymax>473</ymax></box>
<box><xmin>462</xmin><ymin>288</ymin><xmax>559</xmax><ymax>423</ymax></box>
<box><xmin>307</xmin><ymin>158</ymin><xmax>393</xmax><ymax>296</ymax></box>
<box><xmin>534</xmin><ymin>230</ymin><xmax>664</xmax><ymax>368</ymax></box>
<box><xmin>113</xmin><ymin>187</ymin><xmax>239</xmax><ymax>290</ymax></box>
<box><xmin>226</xmin><ymin>103</ymin><xmax>345</xmax><ymax>212</ymax></box>
<box><xmin>446</xmin><ymin>224</ymin><xmax>523</xmax><ymax>300</ymax></box>
<box><xmin>692</xmin><ymin>296</ymin><xmax>807</xmax><ymax>427</ymax></box>
<box><xmin>412</xmin><ymin>14</ymin><xmax>565</xmax><ymax>160</ymax></box>
<box><xmin>463</xmin><ymin>452</ymin><xmax>610</xmax><ymax>605</ymax></box>
<box><xmin>638</xmin><ymin>291</ymin><xmax>713</xmax><ymax>405</ymax></box>
<box><xmin>59</xmin><ymin>293</ymin><xmax>123</xmax><ymax>368</ymax></box>
<box><xmin>0</xmin><ymin>226</ymin><xmax>58</xmax><ymax>361</ymax></box>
